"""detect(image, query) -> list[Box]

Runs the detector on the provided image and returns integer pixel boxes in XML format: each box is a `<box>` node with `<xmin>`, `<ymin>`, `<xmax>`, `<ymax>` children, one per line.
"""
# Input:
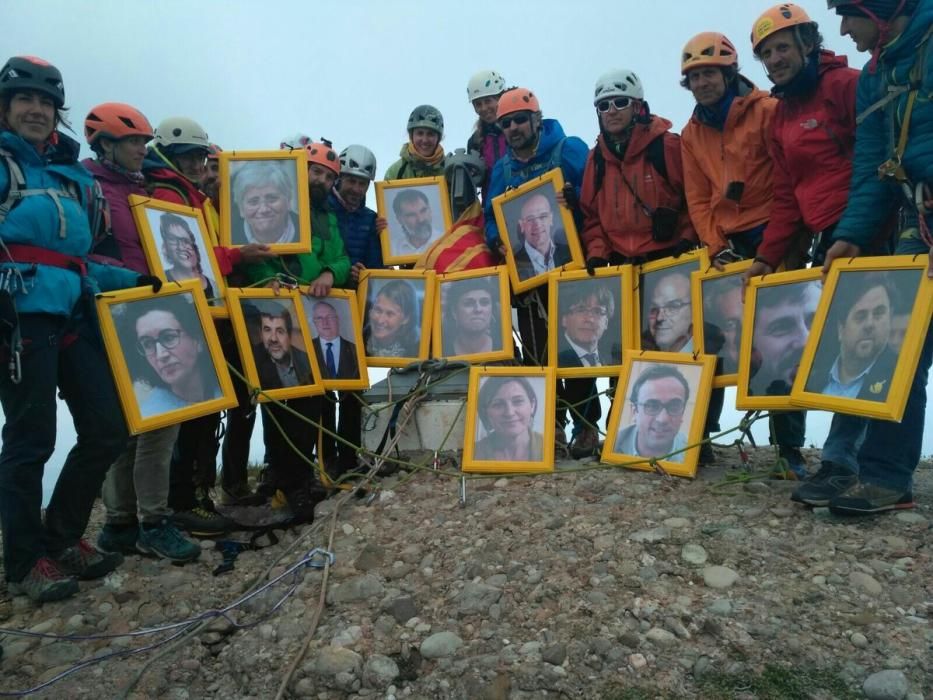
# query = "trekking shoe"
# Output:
<box><xmin>51</xmin><ymin>539</ymin><xmax>123</xmax><ymax>580</ymax></box>
<box><xmin>772</xmin><ymin>446</ymin><xmax>809</xmax><ymax>480</ymax></box>
<box><xmin>570</xmin><ymin>428</ymin><xmax>600</xmax><ymax>460</ymax></box>
<box><xmin>555</xmin><ymin>429</ymin><xmax>570</xmax><ymax>460</ymax></box>
<box><xmin>171</xmin><ymin>507</ymin><xmax>233</xmax><ymax>537</ymax></box>
<box><xmin>791</xmin><ymin>461</ymin><xmax>858</xmax><ymax>507</ymax></box>
<box><xmin>285</xmin><ymin>486</ymin><xmax>325</xmax><ymax>524</ymax></box>
<box><xmin>97</xmin><ymin>522</ymin><xmax>140</xmax><ymax>555</ymax></box>
<box><xmin>217</xmin><ymin>482</ymin><xmax>266</xmax><ymax>507</ymax></box>
<box><xmin>698</xmin><ymin>442</ymin><xmax>716</xmax><ymax>466</ymax></box>
<box><xmin>7</xmin><ymin>557</ymin><xmax>78</xmax><ymax>603</ymax></box>
<box><xmin>828</xmin><ymin>481</ymin><xmax>915</xmax><ymax>515</ymax></box>
<box><xmin>137</xmin><ymin>520</ymin><xmax>201</xmax><ymax>563</ymax></box>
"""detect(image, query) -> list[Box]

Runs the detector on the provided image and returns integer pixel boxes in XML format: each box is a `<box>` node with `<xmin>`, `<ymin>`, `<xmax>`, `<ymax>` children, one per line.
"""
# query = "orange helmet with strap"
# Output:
<box><xmin>751</xmin><ymin>4</ymin><xmax>814</xmax><ymax>53</ymax></box>
<box><xmin>496</xmin><ymin>88</ymin><xmax>540</xmax><ymax>119</ymax></box>
<box><xmin>305</xmin><ymin>141</ymin><xmax>340</xmax><ymax>176</ymax></box>
<box><xmin>84</xmin><ymin>102</ymin><xmax>153</xmax><ymax>147</ymax></box>
<box><xmin>681</xmin><ymin>32</ymin><xmax>739</xmax><ymax>74</ymax></box>
<box><xmin>206</xmin><ymin>143</ymin><xmax>223</xmax><ymax>160</ymax></box>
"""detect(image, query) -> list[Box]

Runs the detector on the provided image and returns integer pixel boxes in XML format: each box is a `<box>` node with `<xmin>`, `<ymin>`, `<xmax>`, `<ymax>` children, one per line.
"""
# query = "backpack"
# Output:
<box><xmin>592</xmin><ymin>133</ymin><xmax>669</xmax><ymax>195</ymax></box>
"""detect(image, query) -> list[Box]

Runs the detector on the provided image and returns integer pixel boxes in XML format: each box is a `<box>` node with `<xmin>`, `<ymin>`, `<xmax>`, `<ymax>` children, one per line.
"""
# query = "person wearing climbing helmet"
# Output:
<box><xmin>330</xmin><ymin>144</ymin><xmax>386</xmax><ymax>284</ymax></box>
<box><xmin>466</xmin><ymin>69</ymin><xmax>508</xmax><ymax>197</ymax></box>
<box><xmin>383</xmin><ymin>105</ymin><xmax>446</xmax><ymax>180</ymax></box>
<box><xmin>812</xmin><ymin>0</ymin><xmax>932</xmax><ymax>516</ymax></box>
<box><xmin>0</xmin><ymin>56</ymin><xmax>151</xmax><ymax>602</ymax></box>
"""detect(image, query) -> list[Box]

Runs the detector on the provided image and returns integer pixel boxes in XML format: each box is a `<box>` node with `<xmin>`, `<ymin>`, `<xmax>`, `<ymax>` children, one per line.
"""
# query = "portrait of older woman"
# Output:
<box><xmin>230</xmin><ymin>160</ymin><xmax>299</xmax><ymax>245</ymax></box>
<box><xmin>474</xmin><ymin>375</ymin><xmax>545</xmax><ymax>462</ymax></box>
<box><xmin>118</xmin><ymin>294</ymin><xmax>222</xmax><ymax>418</ymax></box>
<box><xmin>364</xmin><ymin>279</ymin><xmax>421</xmax><ymax>358</ymax></box>
<box><xmin>441</xmin><ymin>276</ymin><xmax>501</xmax><ymax>358</ymax></box>
<box><xmin>157</xmin><ymin>212</ymin><xmax>217</xmax><ymax>303</ymax></box>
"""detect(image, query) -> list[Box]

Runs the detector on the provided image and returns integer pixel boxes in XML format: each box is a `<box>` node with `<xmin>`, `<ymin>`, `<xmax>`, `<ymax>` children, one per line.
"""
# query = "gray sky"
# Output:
<box><xmin>5</xmin><ymin>0</ymin><xmax>930</xmax><ymax>497</ymax></box>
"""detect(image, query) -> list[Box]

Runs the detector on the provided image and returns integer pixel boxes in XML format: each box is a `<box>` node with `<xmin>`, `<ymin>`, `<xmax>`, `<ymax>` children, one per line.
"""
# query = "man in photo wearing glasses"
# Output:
<box><xmin>644</xmin><ymin>269</ymin><xmax>694</xmax><ymax>353</ymax></box>
<box><xmin>614</xmin><ymin>364</ymin><xmax>691</xmax><ymax>463</ymax></box>
<box><xmin>513</xmin><ymin>192</ymin><xmax>571</xmax><ymax>282</ymax></box>
<box><xmin>558</xmin><ymin>281</ymin><xmax>617</xmax><ymax>368</ymax></box>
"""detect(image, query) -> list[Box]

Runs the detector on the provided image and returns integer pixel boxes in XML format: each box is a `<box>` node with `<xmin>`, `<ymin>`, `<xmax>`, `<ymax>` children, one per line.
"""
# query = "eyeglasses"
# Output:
<box><xmin>635</xmin><ymin>398</ymin><xmax>686</xmax><ymax>416</ymax></box>
<box><xmin>596</xmin><ymin>96</ymin><xmax>634</xmax><ymax>113</ymax></box>
<box><xmin>136</xmin><ymin>328</ymin><xmax>185</xmax><ymax>356</ymax></box>
<box><xmin>649</xmin><ymin>299</ymin><xmax>690</xmax><ymax>316</ymax></box>
<box><xmin>164</xmin><ymin>235</ymin><xmax>195</xmax><ymax>249</ymax></box>
<box><xmin>497</xmin><ymin>113</ymin><xmax>531</xmax><ymax>130</ymax></box>
<box><xmin>568</xmin><ymin>305</ymin><xmax>609</xmax><ymax>318</ymax></box>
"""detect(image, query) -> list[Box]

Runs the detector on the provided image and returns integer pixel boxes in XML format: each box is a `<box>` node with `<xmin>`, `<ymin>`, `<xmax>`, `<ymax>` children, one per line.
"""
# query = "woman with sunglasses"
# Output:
<box><xmin>579</xmin><ymin>69</ymin><xmax>696</xmax><ymax>269</ymax></box>
<box><xmin>384</xmin><ymin>105</ymin><xmax>446</xmax><ymax>181</ymax></box>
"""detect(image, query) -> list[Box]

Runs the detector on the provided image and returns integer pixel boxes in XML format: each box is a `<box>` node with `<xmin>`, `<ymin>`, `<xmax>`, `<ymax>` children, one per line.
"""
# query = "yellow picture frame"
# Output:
<box><xmin>218</xmin><ymin>150</ymin><xmax>312</xmax><ymax>255</ymax></box>
<box><xmin>375</xmin><ymin>176</ymin><xmax>453</xmax><ymax>266</ymax></box>
<box><xmin>635</xmin><ymin>249</ymin><xmax>711</xmax><ymax>352</ymax></box>
<box><xmin>95</xmin><ymin>280</ymin><xmax>237</xmax><ymax>435</ymax></box>
<box><xmin>462</xmin><ymin>366</ymin><xmax>557</xmax><ymax>474</ymax></box>
<box><xmin>547</xmin><ymin>265</ymin><xmax>635</xmax><ymax>378</ymax></box>
<box><xmin>432</xmin><ymin>266</ymin><xmax>513</xmax><ymax>363</ymax></box>
<box><xmin>128</xmin><ymin>195</ymin><xmax>229</xmax><ymax>319</ymax></box>
<box><xmin>790</xmin><ymin>255</ymin><xmax>933</xmax><ymax>421</ymax></box>
<box><xmin>691</xmin><ymin>259</ymin><xmax>754</xmax><ymax>388</ymax></box>
<box><xmin>358</xmin><ymin>268</ymin><xmax>436</xmax><ymax>368</ymax></box>
<box><xmin>226</xmin><ymin>287</ymin><xmax>325</xmax><ymax>403</ymax></box>
<box><xmin>491</xmin><ymin>168</ymin><xmax>585</xmax><ymax>294</ymax></box>
<box><xmin>299</xmin><ymin>287</ymin><xmax>370</xmax><ymax>392</ymax></box>
<box><xmin>601</xmin><ymin>350</ymin><xmax>716</xmax><ymax>479</ymax></box>
<box><xmin>735</xmin><ymin>267</ymin><xmax>823</xmax><ymax>411</ymax></box>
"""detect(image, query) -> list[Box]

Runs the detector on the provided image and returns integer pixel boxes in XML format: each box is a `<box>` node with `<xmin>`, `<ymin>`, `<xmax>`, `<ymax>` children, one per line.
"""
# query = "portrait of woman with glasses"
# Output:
<box><xmin>155</xmin><ymin>213</ymin><xmax>217</xmax><ymax>304</ymax></box>
<box><xmin>117</xmin><ymin>293</ymin><xmax>222</xmax><ymax>418</ymax></box>
<box><xmin>440</xmin><ymin>275</ymin><xmax>502</xmax><ymax>358</ymax></box>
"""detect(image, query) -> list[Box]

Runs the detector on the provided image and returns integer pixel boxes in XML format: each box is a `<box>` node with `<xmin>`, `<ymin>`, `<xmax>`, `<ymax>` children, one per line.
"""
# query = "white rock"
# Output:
<box><xmin>681</xmin><ymin>544</ymin><xmax>708</xmax><ymax>566</ymax></box>
<box><xmin>849</xmin><ymin>571</ymin><xmax>883</xmax><ymax>596</ymax></box>
<box><xmin>702</xmin><ymin>566</ymin><xmax>739</xmax><ymax>589</ymax></box>
<box><xmin>420</xmin><ymin>631</ymin><xmax>463</xmax><ymax>659</ymax></box>
<box><xmin>863</xmin><ymin>670</ymin><xmax>909</xmax><ymax>700</ymax></box>
<box><xmin>850</xmin><ymin>632</ymin><xmax>869</xmax><ymax>648</ymax></box>
<box><xmin>629</xmin><ymin>653</ymin><xmax>648</xmax><ymax>669</ymax></box>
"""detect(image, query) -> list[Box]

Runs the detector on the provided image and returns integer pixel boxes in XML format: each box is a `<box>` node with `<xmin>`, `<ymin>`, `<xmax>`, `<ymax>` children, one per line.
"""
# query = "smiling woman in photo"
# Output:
<box><xmin>158</xmin><ymin>213</ymin><xmax>215</xmax><ymax>300</ymax></box>
<box><xmin>231</xmin><ymin>161</ymin><xmax>298</xmax><ymax>245</ymax></box>
<box><xmin>364</xmin><ymin>279</ymin><xmax>420</xmax><ymax>357</ymax></box>
<box><xmin>474</xmin><ymin>376</ymin><xmax>544</xmax><ymax>462</ymax></box>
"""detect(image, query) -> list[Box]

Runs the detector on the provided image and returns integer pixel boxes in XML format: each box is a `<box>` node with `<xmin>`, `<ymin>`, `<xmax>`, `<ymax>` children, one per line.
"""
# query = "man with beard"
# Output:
<box><xmin>513</xmin><ymin>193</ymin><xmax>571</xmax><ymax>282</ymax></box>
<box><xmin>749</xmin><ymin>279</ymin><xmax>821</xmax><ymax>396</ymax></box>
<box><xmin>392</xmin><ymin>188</ymin><xmax>443</xmax><ymax>256</ymax></box>
<box><xmin>252</xmin><ymin>303</ymin><xmax>313</xmax><ymax>389</ymax></box>
<box><xmin>201</xmin><ymin>143</ymin><xmax>222</xmax><ymax>210</ymax></box>
<box><xmin>329</xmin><ymin>145</ymin><xmax>386</xmax><ymax>284</ymax></box>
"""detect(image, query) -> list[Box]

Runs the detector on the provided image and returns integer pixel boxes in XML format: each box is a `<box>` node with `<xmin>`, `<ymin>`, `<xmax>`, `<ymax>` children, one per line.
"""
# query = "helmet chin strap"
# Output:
<box><xmin>853</xmin><ymin>0</ymin><xmax>909</xmax><ymax>73</ymax></box>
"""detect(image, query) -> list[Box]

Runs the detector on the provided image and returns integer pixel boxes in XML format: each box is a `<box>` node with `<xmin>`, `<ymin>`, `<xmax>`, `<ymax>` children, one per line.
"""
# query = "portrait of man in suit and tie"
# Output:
<box><xmin>508</xmin><ymin>191</ymin><xmax>571</xmax><ymax>283</ymax></box>
<box><xmin>246</xmin><ymin>300</ymin><xmax>314</xmax><ymax>390</ymax></box>
<box><xmin>309</xmin><ymin>299</ymin><xmax>361</xmax><ymax>381</ymax></box>
<box><xmin>557</xmin><ymin>279</ymin><xmax>621</xmax><ymax>369</ymax></box>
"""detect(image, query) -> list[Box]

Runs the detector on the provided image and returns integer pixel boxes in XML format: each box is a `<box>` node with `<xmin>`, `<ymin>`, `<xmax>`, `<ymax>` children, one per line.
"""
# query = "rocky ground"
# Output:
<box><xmin>0</xmin><ymin>446</ymin><xmax>931</xmax><ymax>700</ymax></box>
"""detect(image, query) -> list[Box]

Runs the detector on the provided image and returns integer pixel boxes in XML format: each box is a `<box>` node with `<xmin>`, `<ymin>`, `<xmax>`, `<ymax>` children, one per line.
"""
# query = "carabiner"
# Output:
<box><xmin>306</xmin><ymin>547</ymin><xmax>335</xmax><ymax>569</ymax></box>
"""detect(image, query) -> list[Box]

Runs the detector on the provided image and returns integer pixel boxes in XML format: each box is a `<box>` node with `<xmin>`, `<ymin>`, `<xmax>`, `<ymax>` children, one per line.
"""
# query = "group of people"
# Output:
<box><xmin>0</xmin><ymin>0</ymin><xmax>931</xmax><ymax>605</ymax></box>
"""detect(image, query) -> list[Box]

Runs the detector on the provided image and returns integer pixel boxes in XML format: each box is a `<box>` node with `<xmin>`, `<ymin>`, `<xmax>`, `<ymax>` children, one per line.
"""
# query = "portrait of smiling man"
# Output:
<box><xmin>390</xmin><ymin>188</ymin><xmax>443</xmax><ymax>256</ymax></box>
<box><xmin>249</xmin><ymin>301</ymin><xmax>312</xmax><ymax>390</ymax></box>
<box><xmin>512</xmin><ymin>192</ymin><xmax>571</xmax><ymax>282</ymax></box>
<box><xmin>614</xmin><ymin>363</ymin><xmax>692</xmax><ymax>463</ymax></box>
<box><xmin>643</xmin><ymin>268</ymin><xmax>695</xmax><ymax>353</ymax></box>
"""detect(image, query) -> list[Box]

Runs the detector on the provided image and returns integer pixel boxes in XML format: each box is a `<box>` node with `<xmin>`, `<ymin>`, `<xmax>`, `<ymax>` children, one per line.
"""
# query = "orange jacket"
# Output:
<box><xmin>681</xmin><ymin>78</ymin><xmax>776</xmax><ymax>255</ymax></box>
<box><xmin>580</xmin><ymin>117</ymin><xmax>695</xmax><ymax>260</ymax></box>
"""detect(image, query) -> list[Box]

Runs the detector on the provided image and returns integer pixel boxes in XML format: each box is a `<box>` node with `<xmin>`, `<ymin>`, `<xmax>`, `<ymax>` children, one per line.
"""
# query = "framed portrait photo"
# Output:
<box><xmin>691</xmin><ymin>259</ymin><xmax>754</xmax><ymax>388</ymax></box>
<box><xmin>735</xmin><ymin>268</ymin><xmax>822</xmax><ymax>411</ymax></box>
<box><xmin>218</xmin><ymin>150</ymin><xmax>311</xmax><ymax>255</ymax></box>
<box><xmin>300</xmin><ymin>288</ymin><xmax>370</xmax><ymax>392</ymax></box>
<box><xmin>375</xmin><ymin>176</ymin><xmax>452</xmax><ymax>265</ymax></box>
<box><xmin>491</xmin><ymin>168</ymin><xmax>585</xmax><ymax>294</ymax></box>
<box><xmin>791</xmin><ymin>255</ymin><xmax>933</xmax><ymax>421</ymax></box>
<box><xmin>547</xmin><ymin>265</ymin><xmax>635</xmax><ymax>378</ymax></box>
<box><xmin>95</xmin><ymin>280</ymin><xmax>237</xmax><ymax>435</ymax></box>
<box><xmin>601</xmin><ymin>351</ymin><xmax>716</xmax><ymax>479</ymax></box>
<box><xmin>462</xmin><ymin>366</ymin><xmax>557</xmax><ymax>474</ymax></box>
<box><xmin>358</xmin><ymin>269</ymin><xmax>436</xmax><ymax>367</ymax></box>
<box><xmin>128</xmin><ymin>195</ymin><xmax>228</xmax><ymax>319</ymax></box>
<box><xmin>635</xmin><ymin>249</ymin><xmax>710</xmax><ymax>353</ymax></box>
<box><xmin>433</xmin><ymin>266</ymin><xmax>512</xmax><ymax>363</ymax></box>
<box><xmin>226</xmin><ymin>288</ymin><xmax>325</xmax><ymax>403</ymax></box>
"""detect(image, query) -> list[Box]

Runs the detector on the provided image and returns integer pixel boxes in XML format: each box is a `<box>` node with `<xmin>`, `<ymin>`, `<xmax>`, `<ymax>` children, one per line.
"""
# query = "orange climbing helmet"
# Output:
<box><xmin>681</xmin><ymin>32</ymin><xmax>739</xmax><ymax>74</ymax></box>
<box><xmin>496</xmin><ymin>88</ymin><xmax>540</xmax><ymax>119</ymax></box>
<box><xmin>305</xmin><ymin>140</ymin><xmax>340</xmax><ymax>176</ymax></box>
<box><xmin>84</xmin><ymin>102</ymin><xmax>154</xmax><ymax>147</ymax></box>
<box><xmin>751</xmin><ymin>4</ymin><xmax>815</xmax><ymax>53</ymax></box>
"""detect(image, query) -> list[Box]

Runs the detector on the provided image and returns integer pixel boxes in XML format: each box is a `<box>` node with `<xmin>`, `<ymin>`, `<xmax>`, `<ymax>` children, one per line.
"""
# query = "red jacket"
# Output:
<box><xmin>580</xmin><ymin>117</ymin><xmax>695</xmax><ymax>259</ymax></box>
<box><xmin>757</xmin><ymin>51</ymin><xmax>860</xmax><ymax>268</ymax></box>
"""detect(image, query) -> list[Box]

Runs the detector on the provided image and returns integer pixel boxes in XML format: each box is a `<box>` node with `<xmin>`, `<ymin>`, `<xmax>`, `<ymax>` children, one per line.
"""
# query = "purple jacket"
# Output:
<box><xmin>467</xmin><ymin>125</ymin><xmax>507</xmax><ymax>198</ymax></box>
<box><xmin>82</xmin><ymin>158</ymin><xmax>151</xmax><ymax>275</ymax></box>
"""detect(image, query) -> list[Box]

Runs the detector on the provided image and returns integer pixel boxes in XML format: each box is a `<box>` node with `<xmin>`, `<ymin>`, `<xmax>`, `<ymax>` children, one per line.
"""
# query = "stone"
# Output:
<box><xmin>313</xmin><ymin>647</ymin><xmax>363</xmax><ymax>677</ymax></box>
<box><xmin>850</xmin><ymin>632</ymin><xmax>869</xmax><ymax>648</ymax></box>
<box><xmin>629</xmin><ymin>653</ymin><xmax>648</xmax><ymax>669</ymax></box>
<box><xmin>849</xmin><ymin>571</ymin><xmax>883</xmax><ymax>597</ymax></box>
<box><xmin>894</xmin><ymin>512</ymin><xmax>927</xmax><ymax>524</ymax></box>
<box><xmin>385</xmin><ymin>595</ymin><xmax>418</xmax><ymax>624</ymax></box>
<box><xmin>645</xmin><ymin>627</ymin><xmax>677</xmax><ymax>647</ymax></box>
<box><xmin>541</xmin><ymin>643</ymin><xmax>567</xmax><ymax>666</ymax></box>
<box><xmin>331</xmin><ymin>625</ymin><xmax>363</xmax><ymax>648</ymax></box>
<box><xmin>32</xmin><ymin>641</ymin><xmax>82</xmax><ymax>668</ymax></box>
<box><xmin>630</xmin><ymin>527</ymin><xmax>671</xmax><ymax>543</ymax></box>
<box><xmin>420</xmin><ymin>631</ymin><xmax>463</xmax><ymax>659</ymax></box>
<box><xmin>681</xmin><ymin>543</ymin><xmax>708</xmax><ymax>566</ymax></box>
<box><xmin>703</xmin><ymin>566</ymin><xmax>739</xmax><ymax>589</ymax></box>
<box><xmin>327</xmin><ymin>575</ymin><xmax>385</xmax><ymax>604</ymax></box>
<box><xmin>354</xmin><ymin>544</ymin><xmax>385</xmax><ymax>572</ymax></box>
<box><xmin>862</xmin><ymin>670</ymin><xmax>908</xmax><ymax>700</ymax></box>
<box><xmin>663</xmin><ymin>517</ymin><xmax>690</xmax><ymax>528</ymax></box>
<box><xmin>708</xmin><ymin>599</ymin><xmax>733</xmax><ymax>616</ymax></box>
<box><xmin>362</xmin><ymin>654</ymin><xmax>399</xmax><ymax>689</ymax></box>
<box><xmin>457</xmin><ymin>582</ymin><xmax>502</xmax><ymax>615</ymax></box>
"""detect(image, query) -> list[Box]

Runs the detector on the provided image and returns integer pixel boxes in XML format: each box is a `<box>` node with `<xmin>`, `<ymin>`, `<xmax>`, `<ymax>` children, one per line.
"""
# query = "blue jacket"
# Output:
<box><xmin>832</xmin><ymin>0</ymin><xmax>933</xmax><ymax>248</ymax></box>
<box><xmin>483</xmin><ymin>118</ymin><xmax>589</xmax><ymax>248</ymax></box>
<box><xmin>328</xmin><ymin>192</ymin><xmax>384</xmax><ymax>270</ymax></box>
<box><xmin>0</xmin><ymin>130</ymin><xmax>138</xmax><ymax>316</ymax></box>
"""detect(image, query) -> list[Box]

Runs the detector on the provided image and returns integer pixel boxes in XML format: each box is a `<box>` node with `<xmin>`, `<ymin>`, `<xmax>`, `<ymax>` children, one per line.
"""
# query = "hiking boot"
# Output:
<box><xmin>137</xmin><ymin>520</ymin><xmax>201</xmax><ymax>563</ymax></box>
<box><xmin>218</xmin><ymin>482</ymin><xmax>266</xmax><ymax>507</ymax></box>
<box><xmin>172</xmin><ymin>507</ymin><xmax>233</xmax><ymax>537</ymax></box>
<box><xmin>698</xmin><ymin>442</ymin><xmax>716</xmax><ymax>466</ymax></box>
<box><xmin>791</xmin><ymin>461</ymin><xmax>858</xmax><ymax>507</ymax></box>
<box><xmin>828</xmin><ymin>481</ymin><xmax>915</xmax><ymax>515</ymax></box>
<box><xmin>570</xmin><ymin>428</ymin><xmax>600</xmax><ymax>460</ymax></box>
<box><xmin>772</xmin><ymin>446</ymin><xmax>808</xmax><ymax>480</ymax></box>
<box><xmin>97</xmin><ymin>522</ymin><xmax>140</xmax><ymax>555</ymax></box>
<box><xmin>555</xmin><ymin>429</ymin><xmax>570</xmax><ymax>460</ymax></box>
<box><xmin>51</xmin><ymin>539</ymin><xmax>123</xmax><ymax>580</ymax></box>
<box><xmin>7</xmin><ymin>557</ymin><xmax>78</xmax><ymax>603</ymax></box>
<box><xmin>285</xmin><ymin>485</ymin><xmax>326</xmax><ymax>524</ymax></box>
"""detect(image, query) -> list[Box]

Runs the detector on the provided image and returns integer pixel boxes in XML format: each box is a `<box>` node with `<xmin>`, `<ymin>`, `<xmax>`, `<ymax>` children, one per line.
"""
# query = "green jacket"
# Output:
<box><xmin>243</xmin><ymin>205</ymin><xmax>350</xmax><ymax>287</ymax></box>
<box><xmin>383</xmin><ymin>143</ymin><xmax>446</xmax><ymax>180</ymax></box>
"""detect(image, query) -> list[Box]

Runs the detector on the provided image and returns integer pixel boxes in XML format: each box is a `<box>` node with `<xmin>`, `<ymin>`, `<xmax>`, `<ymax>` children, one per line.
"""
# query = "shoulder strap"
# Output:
<box><xmin>645</xmin><ymin>135</ymin><xmax>669</xmax><ymax>183</ymax></box>
<box><xmin>593</xmin><ymin>147</ymin><xmax>606</xmax><ymax>194</ymax></box>
<box><xmin>0</xmin><ymin>147</ymin><xmax>26</xmax><ymax>226</ymax></box>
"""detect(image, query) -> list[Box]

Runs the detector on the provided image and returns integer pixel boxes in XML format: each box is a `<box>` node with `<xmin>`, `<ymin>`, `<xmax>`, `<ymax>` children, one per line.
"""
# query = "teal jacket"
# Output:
<box><xmin>383</xmin><ymin>143</ymin><xmax>446</xmax><ymax>180</ymax></box>
<box><xmin>243</xmin><ymin>204</ymin><xmax>350</xmax><ymax>287</ymax></box>
<box><xmin>832</xmin><ymin>0</ymin><xmax>933</xmax><ymax>247</ymax></box>
<box><xmin>0</xmin><ymin>130</ymin><xmax>138</xmax><ymax>316</ymax></box>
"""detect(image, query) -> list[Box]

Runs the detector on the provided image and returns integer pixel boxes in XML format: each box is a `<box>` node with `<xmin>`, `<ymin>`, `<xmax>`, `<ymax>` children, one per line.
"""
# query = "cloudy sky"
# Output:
<box><xmin>6</xmin><ymin>0</ymin><xmax>930</xmax><ymax>496</ymax></box>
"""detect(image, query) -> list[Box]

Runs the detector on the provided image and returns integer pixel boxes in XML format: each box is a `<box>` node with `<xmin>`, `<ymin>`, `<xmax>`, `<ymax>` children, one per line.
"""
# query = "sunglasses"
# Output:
<box><xmin>497</xmin><ymin>113</ymin><xmax>531</xmax><ymax>129</ymax></box>
<box><xmin>596</xmin><ymin>96</ymin><xmax>634</xmax><ymax>113</ymax></box>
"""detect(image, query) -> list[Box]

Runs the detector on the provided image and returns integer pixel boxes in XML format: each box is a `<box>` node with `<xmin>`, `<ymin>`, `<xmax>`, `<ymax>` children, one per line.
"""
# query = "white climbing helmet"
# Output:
<box><xmin>466</xmin><ymin>70</ymin><xmax>506</xmax><ymax>102</ymax></box>
<box><xmin>593</xmin><ymin>69</ymin><xmax>645</xmax><ymax>105</ymax></box>
<box><xmin>338</xmin><ymin>144</ymin><xmax>377</xmax><ymax>181</ymax></box>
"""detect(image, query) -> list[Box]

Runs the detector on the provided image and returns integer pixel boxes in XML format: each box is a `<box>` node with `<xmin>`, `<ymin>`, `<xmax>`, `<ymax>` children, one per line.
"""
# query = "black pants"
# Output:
<box><xmin>261</xmin><ymin>397</ymin><xmax>319</xmax><ymax>492</ymax></box>
<box><xmin>316</xmin><ymin>390</ymin><xmax>363</xmax><ymax>476</ymax></box>
<box><xmin>218</xmin><ymin>321</ymin><xmax>257</xmax><ymax>490</ymax></box>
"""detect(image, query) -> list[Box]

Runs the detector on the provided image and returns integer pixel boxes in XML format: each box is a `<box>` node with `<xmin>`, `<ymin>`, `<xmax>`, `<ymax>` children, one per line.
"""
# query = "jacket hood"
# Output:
<box><xmin>884</xmin><ymin>0</ymin><xmax>933</xmax><ymax>63</ymax></box>
<box><xmin>0</xmin><ymin>129</ymin><xmax>80</xmax><ymax>166</ymax></box>
<box><xmin>597</xmin><ymin>116</ymin><xmax>672</xmax><ymax>160</ymax></box>
<box><xmin>817</xmin><ymin>50</ymin><xmax>850</xmax><ymax>74</ymax></box>
<box><xmin>533</xmin><ymin>119</ymin><xmax>567</xmax><ymax>156</ymax></box>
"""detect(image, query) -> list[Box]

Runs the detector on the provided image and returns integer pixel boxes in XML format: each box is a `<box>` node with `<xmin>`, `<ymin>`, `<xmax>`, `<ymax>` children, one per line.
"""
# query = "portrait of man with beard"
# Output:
<box><xmin>389</xmin><ymin>187</ymin><xmax>445</xmax><ymax>256</ymax></box>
